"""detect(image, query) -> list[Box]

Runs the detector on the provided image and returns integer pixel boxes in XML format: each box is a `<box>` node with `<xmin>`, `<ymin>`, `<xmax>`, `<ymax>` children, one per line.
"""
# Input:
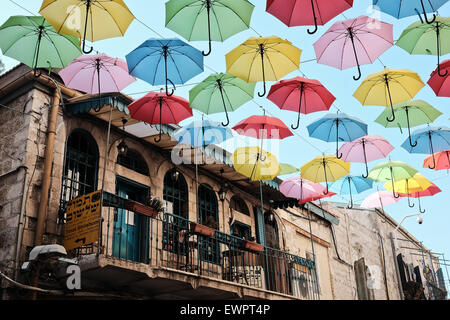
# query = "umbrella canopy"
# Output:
<box><xmin>231</xmin><ymin>146</ymin><xmax>280</xmax><ymax>181</ymax></box>
<box><xmin>375</xmin><ymin>100</ymin><xmax>442</xmax><ymax>147</ymax></box>
<box><xmin>172</xmin><ymin>119</ymin><xmax>233</xmax><ymax>148</ymax></box>
<box><xmin>307</xmin><ymin>113</ymin><xmax>368</xmax><ymax>159</ymax></box>
<box><xmin>39</xmin><ymin>0</ymin><xmax>134</xmax><ymax>54</ymax></box>
<box><xmin>368</xmin><ymin>161</ymin><xmax>418</xmax><ymax>198</ymax></box>
<box><xmin>189</xmin><ymin>73</ymin><xmax>255</xmax><ymax>126</ymax></box>
<box><xmin>298</xmin><ymin>191</ymin><xmax>337</xmax><ymax>204</ymax></box>
<box><xmin>384</xmin><ymin>173</ymin><xmax>432</xmax><ymax>208</ymax></box>
<box><xmin>126</xmin><ymin>38</ymin><xmax>204</xmax><ymax>96</ymax></box>
<box><xmin>232</xmin><ymin>115</ymin><xmax>293</xmax><ymax>140</ymax></box>
<box><xmin>278</xmin><ymin>163</ymin><xmax>299</xmax><ymax>176</ymax></box>
<box><xmin>339</xmin><ymin>135</ymin><xmax>394</xmax><ymax>178</ymax></box>
<box><xmin>301</xmin><ymin>155</ymin><xmax>351</xmax><ymax>194</ymax></box>
<box><xmin>226</xmin><ymin>36</ymin><xmax>302</xmax><ymax>97</ymax></box>
<box><xmin>165</xmin><ymin>0</ymin><xmax>254</xmax><ymax>56</ymax></box>
<box><xmin>372</xmin><ymin>0</ymin><xmax>448</xmax><ymax>24</ymax></box>
<box><xmin>353</xmin><ymin>68</ymin><xmax>425</xmax><ymax>123</ymax></box>
<box><xmin>0</xmin><ymin>16</ymin><xmax>82</xmax><ymax>76</ymax></box>
<box><xmin>330</xmin><ymin>175</ymin><xmax>373</xmax><ymax>208</ymax></box>
<box><xmin>58</xmin><ymin>54</ymin><xmax>136</xmax><ymax>95</ymax></box>
<box><xmin>423</xmin><ymin>150</ymin><xmax>450</xmax><ymax>171</ymax></box>
<box><xmin>398</xmin><ymin>183</ymin><xmax>441</xmax><ymax>213</ymax></box>
<box><xmin>314</xmin><ymin>15</ymin><xmax>394</xmax><ymax>80</ymax></box>
<box><xmin>396</xmin><ymin>17</ymin><xmax>450</xmax><ymax>77</ymax></box>
<box><xmin>128</xmin><ymin>92</ymin><xmax>193</xmax><ymax>142</ymax></box>
<box><xmin>266</xmin><ymin>0</ymin><xmax>353</xmax><ymax>34</ymax></box>
<box><xmin>428</xmin><ymin>59</ymin><xmax>450</xmax><ymax>97</ymax></box>
<box><xmin>280</xmin><ymin>176</ymin><xmax>327</xmax><ymax>201</ymax></box>
<box><xmin>267</xmin><ymin>77</ymin><xmax>335</xmax><ymax>130</ymax></box>
<box><xmin>401</xmin><ymin>126</ymin><xmax>450</xmax><ymax>169</ymax></box>
<box><xmin>360</xmin><ymin>190</ymin><xmax>401</xmax><ymax>209</ymax></box>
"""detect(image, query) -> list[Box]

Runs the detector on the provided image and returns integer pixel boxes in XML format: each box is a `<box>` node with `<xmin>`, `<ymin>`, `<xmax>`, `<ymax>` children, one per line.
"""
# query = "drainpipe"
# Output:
<box><xmin>390</xmin><ymin>232</ymin><xmax>405</xmax><ymax>300</ymax></box>
<box><xmin>14</xmin><ymin>166</ymin><xmax>29</xmax><ymax>280</ymax></box>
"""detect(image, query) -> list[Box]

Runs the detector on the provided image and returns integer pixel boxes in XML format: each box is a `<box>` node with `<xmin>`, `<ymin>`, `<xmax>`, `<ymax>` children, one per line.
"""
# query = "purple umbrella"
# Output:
<box><xmin>360</xmin><ymin>190</ymin><xmax>401</xmax><ymax>209</ymax></box>
<box><xmin>58</xmin><ymin>54</ymin><xmax>136</xmax><ymax>95</ymax></box>
<box><xmin>313</xmin><ymin>15</ymin><xmax>393</xmax><ymax>81</ymax></box>
<box><xmin>280</xmin><ymin>176</ymin><xmax>328</xmax><ymax>202</ymax></box>
<box><xmin>339</xmin><ymin>135</ymin><xmax>394</xmax><ymax>178</ymax></box>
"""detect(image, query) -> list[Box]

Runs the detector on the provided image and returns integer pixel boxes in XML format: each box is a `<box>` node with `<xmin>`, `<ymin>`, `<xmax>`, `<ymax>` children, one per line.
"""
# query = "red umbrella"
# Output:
<box><xmin>232</xmin><ymin>115</ymin><xmax>293</xmax><ymax>140</ymax></box>
<box><xmin>428</xmin><ymin>59</ymin><xmax>450</xmax><ymax>97</ymax></box>
<box><xmin>266</xmin><ymin>0</ymin><xmax>353</xmax><ymax>34</ymax></box>
<box><xmin>298</xmin><ymin>192</ymin><xmax>336</xmax><ymax>205</ymax></box>
<box><xmin>128</xmin><ymin>92</ymin><xmax>192</xmax><ymax>142</ymax></box>
<box><xmin>423</xmin><ymin>150</ymin><xmax>450</xmax><ymax>171</ymax></box>
<box><xmin>267</xmin><ymin>77</ymin><xmax>335</xmax><ymax>130</ymax></box>
<box><xmin>398</xmin><ymin>184</ymin><xmax>441</xmax><ymax>213</ymax></box>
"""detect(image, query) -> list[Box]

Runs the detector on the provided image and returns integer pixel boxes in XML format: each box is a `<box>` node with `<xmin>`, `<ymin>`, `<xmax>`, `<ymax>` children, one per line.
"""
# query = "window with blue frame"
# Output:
<box><xmin>231</xmin><ymin>221</ymin><xmax>252</xmax><ymax>241</ymax></box>
<box><xmin>117</xmin><ymin>149</ymin><xmax>149</xmax><ymax>176</ymax></box>
<box><xmin>198</xmin><ymin>184</ymin><xmax>220</xmax><ymax>264</ymax></box>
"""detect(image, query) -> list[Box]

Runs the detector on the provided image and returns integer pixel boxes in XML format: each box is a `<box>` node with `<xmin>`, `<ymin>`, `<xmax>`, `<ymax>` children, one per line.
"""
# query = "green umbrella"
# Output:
<box><xmin>165</xmin><ymin>0</ymin><xmax>255</xmax><ymax>56</ymax></box>
<box><xmin>396</xmin><ymin>17</ymin><xmax>450</xmax><ymax>77</ymax></box>
<box><xmin>278</xmin><ymin>163</ymin><xmax>299</xmax><ymax>176</ymax></box>
<box><xmin>0</xmin><ymin>16</ymin><xmax>82</xmax><ymax>77</ymax></box>
<box><xmin>189</xmin><ymin>73</ymin><xmax>255</xmax><ymax>126</ymax></box>
<box><xmin>368</xmin><ymin>161</ymin><xmax>418</xmax><ymax>198</ymax></box>
<box><xmin>375</xmin><ymin>100</ymin><xmax>442</xmax><ymax>147</ymax></box>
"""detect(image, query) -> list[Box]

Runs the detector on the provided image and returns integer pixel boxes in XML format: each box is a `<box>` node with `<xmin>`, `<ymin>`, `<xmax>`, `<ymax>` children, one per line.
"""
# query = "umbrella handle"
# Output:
<box><xmin>258</xmin><ymin>81</ymin><xmax>267</xmax><ymax>97</ymax></box>
<box><xmin>438</xmin><ymin>65</ymin><xmax>448</xmax><ymax>77</ymax></box>
<box><xmin>291</xmin><ymin>84</ymin><xmax>304</xmax><ymax>130</ymax></box>
<box><xmin>428</xmin><ymin>132</ymin><xmax>436</xmax><ymax>169</ymax></box>
<box><xmin>347</xmin><ymin>177</ymin><xmax>354</xmax><ymax>209</ymax></box>
<box><xmin>362</xmin><ymin>140</ymin><xmax>369</xmax><ymax>178</ymax></box>
<box><xmin>154</xmin><ymin>126</ymin><xmax>162</xmax><ymax>143</ymax></box>
<box><xmin>82</xmin><ymin>1</ymin><xmax>93</xmax><ymax>54</ymax></box>
<box><xmin>348</xmin><ymin>30</ymin><xmax>362</xmax><ymax>81</ymax></box>
<box><xmin>405</xmin><ymin>108</ymin><xmax>418</xmax><ymax>147</ymax></box>
<box><xmin>82</xmin><ymin>40</ymin><xmax>94</xmax><ymax>54</ymax></box>
<box><xmin>202</xmin><ymin>3</ymin><xmax>212</xmax><ymax>57</ymax></box>
<box><xmin>419</xmin><ymin>0</ymin><xmax>437</xmax><ymax>24</ymax></box>
<box><xmin>154</xmin><ymin>98</ymin><xmax>163</xmax><ymax>143</ymax></box>
<box><xmin>307</xmin><ymin>0</ymin><xmax>318</xmax><ymax>35</ymax></box>
<box><xmin>218</xmin><ymin>83</ymin><xmax>230</xmax><ymax>126</ymax></box>
<box><xmin>384</xmin><ymin>75</ymin><xmax>396</xmax><ymax>123</ymax></box>
<box><xmin>353</xmin><ymin>65</ymin><xmax>362</xmax><ymax>81</ymax></box>
<box><xmin>435</xmin><ymin>23</ymin><xmax>448</xmax><ymax>78</ymax></box>
<box><xmin>323</xmin><ymin>159</ymin><xmax>329</xmax><ymax>195</ymax></box>
<box><xmin>418</xmin><ymin>196</ymin><xmax>426</xmax><ymax>213</ymax></box>
<box><xmin>258</xmin><ymin>44</ymin><xmax>267</xmax><ymax>97</ymax></box>
<box><xmin>406</xmin><ymin>180</ymin><xmax>415</xmax><ymax>208</ymax></box>
<box><xmin>336</xmin><ymin>120</ymin><xmax>343</xmax><ymax>159</ymax></box>
<box><xmin>166</xmin><ymin>78</ymin><xmax>175</xmax><ymax>97</ymax></box>
<box><xmin>390</xmin><ymin>166</ymin><xmax>400</xmax><ymax>198</ymax></box>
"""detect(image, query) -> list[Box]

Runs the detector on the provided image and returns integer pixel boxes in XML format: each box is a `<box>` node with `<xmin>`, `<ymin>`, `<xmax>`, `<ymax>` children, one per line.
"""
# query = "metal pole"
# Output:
<box><xmin>306</xmin><ymin>207</ymin><xmax>320</xmax><ymax>299</ymax></box>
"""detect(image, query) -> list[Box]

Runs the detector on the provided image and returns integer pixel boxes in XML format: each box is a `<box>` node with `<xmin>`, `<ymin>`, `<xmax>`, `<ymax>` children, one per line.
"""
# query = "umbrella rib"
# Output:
<box><xmin>170</xmin><ymin>46</ymin><xmax>204</xmax><ymax>70</ymax></box>
<box><xmin>187</xmin><ymin>2</ymin><xmax>206</xmax><ymax>40</ymax></box>
<box><xmin>215</xmin><ymin>1</ymin><xmax>252</xmax><ymax>28</ymax></box>
<box><xmin>95</xmin><ymin>1</ymin><xmax>129</xmax><ymax>36</ymax></box>
<box><xmin>41</xmin><ymin>31</ymin><xmax>68</xmax><ymax>68</ymax></box>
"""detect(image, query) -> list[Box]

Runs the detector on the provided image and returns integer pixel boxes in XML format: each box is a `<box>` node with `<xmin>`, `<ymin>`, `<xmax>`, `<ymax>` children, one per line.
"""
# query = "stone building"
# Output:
<box><xmin>0</xmin><ymin>64</ymin><xmax>447</xmax><ymax>300</ymax></box>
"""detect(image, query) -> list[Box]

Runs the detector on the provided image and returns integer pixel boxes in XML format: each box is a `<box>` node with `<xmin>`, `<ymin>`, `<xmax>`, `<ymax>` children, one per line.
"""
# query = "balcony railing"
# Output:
<box><xmin>75</xmin><ymin>192</ymin><xmax>320</xmax><ymax>300</ymax></box>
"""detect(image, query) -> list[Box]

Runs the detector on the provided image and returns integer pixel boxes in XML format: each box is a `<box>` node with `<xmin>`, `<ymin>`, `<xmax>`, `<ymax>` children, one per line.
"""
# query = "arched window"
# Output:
<box><xmin>198</xmin><ymin>184</ymin><xmax>219</xmax><ymax>264</ymax></box>
<box><xmin>60</xmin><ymin>129</ymin><xmax>99</xmax><ymax>205</ymax></box>
<box><xmin>230</xmin><ymin>195</ymin><xmax>249</xmax><ymax>216</ymax></box>
<box><xmin>117</xmin><ymin>149</ymin><xmax>149</xmax><ymax>176</ymax></box>
<box><xmin>163</xmin><ymin>169</ymin><xmax>188</xmax><ymax>218</ymax></box>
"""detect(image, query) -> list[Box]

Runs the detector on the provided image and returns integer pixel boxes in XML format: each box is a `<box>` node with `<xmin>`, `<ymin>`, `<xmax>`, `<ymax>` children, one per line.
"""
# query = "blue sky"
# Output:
<box><xmin>1</xmin><ymin>0</ymin><xmax>449</xmax><ymax>266</ymax></box>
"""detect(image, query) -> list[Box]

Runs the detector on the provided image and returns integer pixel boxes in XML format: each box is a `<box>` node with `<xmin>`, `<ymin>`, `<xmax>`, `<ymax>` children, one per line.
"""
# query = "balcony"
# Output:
<box><xmin>74</xmin><ymin>192</ymin><xmax>319</xmax><ymax>300</ymax></box>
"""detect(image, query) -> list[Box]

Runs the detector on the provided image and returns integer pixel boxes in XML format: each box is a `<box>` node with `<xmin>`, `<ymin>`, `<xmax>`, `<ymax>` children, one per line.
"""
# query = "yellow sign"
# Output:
<box><xmin>64</xmin><ymin>190</ymin><xmax>102</xmax><ymax>251</ymax></box>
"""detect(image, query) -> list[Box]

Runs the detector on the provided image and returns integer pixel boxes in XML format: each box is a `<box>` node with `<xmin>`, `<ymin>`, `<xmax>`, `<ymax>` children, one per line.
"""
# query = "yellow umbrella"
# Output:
<box><xmin>301</xmin><ymin>155</ymin><xmax>350</xmax><ymax>194</ymax></box>
<box><xmin>231</xmin><ymin>146</ymin><xmax>280</xmax><ymax>181</ymax></box>
<box><xmin>39</xmin><ymin>0</ymin><xmax>134</xmax><ymax>53</ymax></box>
<box><xmin>226</xmin><ymin>36</ymin><xmax>301</xmax><ymax>97</ymax></box>
<box><xmin>353</xmin><ymin>68</ymin><xmax>424</xmax><ymax>123</ymax></box>
<box><xmin>384</xmin><ymin>173</ymin><xmax>432</xmax><ymax>208</ymax></box>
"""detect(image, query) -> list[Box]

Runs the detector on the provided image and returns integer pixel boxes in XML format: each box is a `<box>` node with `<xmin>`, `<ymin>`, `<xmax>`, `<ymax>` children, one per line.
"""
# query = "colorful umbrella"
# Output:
<box><xmin>353</xmin><ymin>68</ymin><xmax>425</xmax><ymax>122</ymax></box>
<box><xmin>423</xmin><ymin>150</ymin><xmax>450</xmax><ymax>171</ymax></box>
<box><xmin>396</xmin><ymin>17</ymin><xmax>450</xmax><ymax>77</ymax></box>
<box><xmin>226</xmin><ymin>36</ymin><xmax>302</xmax><ymax>97</ymax></box>
<box><xmin>267</xmin><ymin>77</ymin><xmax>335</xmax><ymax>130</ymax></box>
<box><xmin>0</xmin><ymin>16</ymin><xmax>82</xmax><ymax>77</ymax></box>
<box><xmin>298</xmin><ymin>191</ymin><xmax>337</xmax><ymax>204</ymax></box>
<box><xmin>360</xmin><ymin>190</ymin><xmax>401</xmax><ymax>209</ymax></box>
<box><xmin>330</xmin><ymin>175</ymin><xmax>373</xmax><ymax>208</ymax></box>
<box><xmin>375</xmin><ymin>100</ymin><xmax>442</xmax><ymax>147</ymax></box>
<box><xmin>401</xmin><ymin>126</ymin><xmax>450</xmax><ymax>169</ymax></box>
<box><xmin>428</xmin><ymin>59</ymin><xmax>450</xmax><ymax>97</ymax></box>
<box><xmin>172</xmin><ymin>119</ymin><xmax>233</xmax><ymax>148</ymax></box>
<box><xmin>278</xmin><ymin>163</ymin><xmax>299</xmax><ymax>176</ymax></box>
<box><xmin>301</xmin><ymin>155</ymin><xmax>351</xmax><ymax>194</ymax></box>
<box><xmin>189</xmin><ymin>73</ymin><xmax>255</xmax><ymax>126</ymax></box>
<box><xmin>165</xmin><ymin>0</ymin><xmax>254</xmax><ymax>56</ymax></box>
<box><xmin>314</xmin><ymin>15</ymin><xmax>394</xmax><ymax>80</ymax></box>
<box><xmin>339</xmin><ymin>135</ymin><xmax>394</xmax><ymax>178</ymax></box>
<box><xmin>128</xmin><ymin>92</ymin><xmax>193</xmax><ymax>142</ymax></box>
<box><xmin>126</xmin><ymin>38</ymin><xmax>204</xmax><ymax>96</ymax></box>
<box><xmin>384</xmin><ymin>173</ymin><xmax>432</xmax><ymax>208</ymax></box>
<box><xmin>280</xmin><ymin>176</ymin><xmax>328</xmax><ymax>202</ymax></box>
<box><xmin>266</xmin><ymin>0</ymin><xmax>353</xmax><ymax>34</ymax></box>
<box><xmin>368</xmin><ymin>161</ymin><xmax>418</xmax><ymax>198</ymax></box>
<box><xmin>231</xmin><ymin>146</ymin><xmax>280</xmax><ymax>181</ymax></box>
<box><xmin>398</xmin><ymin>183</ymin><xmax>441</xmax><ymax>213</ymax></box>
<box><xmin>58</xmin><ymin>54</ymin><xmax>136</xmax><ymax>95</ymax></box>
<box><xmin>307</xmin><ymin>113</ymin><xmax>368</xmax><ymax>159</ymax></box>
<box><xmin>39</xmin><ymin>0</ymin><xmax>134</xmax><ymax>54</ymax></box>
<box><xmin>373</xmin><ymin>0</ymin><xmax>448</xmax><ymax>24</ymax></box>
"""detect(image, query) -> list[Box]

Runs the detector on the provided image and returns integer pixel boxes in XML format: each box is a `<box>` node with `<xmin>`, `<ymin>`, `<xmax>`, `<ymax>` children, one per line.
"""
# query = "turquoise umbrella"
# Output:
<box><xmin>0</xmin><ymin>16</ymin><xmax>82</xmax><ymax>76</ymax></box>
<box><xmin>330</xmin><ymin>175</ymin><xmax>373</xmax><ymax>209</ymax></box>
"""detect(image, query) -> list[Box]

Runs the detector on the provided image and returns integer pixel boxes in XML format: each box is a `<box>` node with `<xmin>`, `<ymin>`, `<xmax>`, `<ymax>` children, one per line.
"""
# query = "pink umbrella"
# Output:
<box><xmin>360</xmin><ymin>190</ymin><xmax>400</xmax><ymax>209</ymax></box>
<box><xmin>428</xmin><ymin>59</ymin><xmax>450</xmax><ymax>97</ymax></box>
<box><xmin>267</xmin><ymin>77</ymin><xmax>335</xmax><ymax>130</ymax></box>
<box><xmin>314</xmin><ymin>15</ymin><xmax>394</xmax><ymax>80</ymax></box>
<box><xmin>128</xmin><ymin>92</ymin><xmax>193</xmax><ymax>142</ymax></box>
<box><xmin>339</xmin><ymin>135</ymin><xmax>394</xmax><ymax>178</ymax></box>
<box><xmin>280</xmin><ymin>176</ymin><xmax>328</xmax><ymax>202</ymax></box>
<box><xmin>59</xmin><ymin>54</ymin><xmax>136</xmax><ymax>95</ymax></box>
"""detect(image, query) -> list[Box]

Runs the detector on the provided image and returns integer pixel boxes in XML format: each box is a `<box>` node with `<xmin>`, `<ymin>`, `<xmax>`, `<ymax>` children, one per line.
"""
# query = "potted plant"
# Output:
<box><xmin>190</xmin><ymin>216</ymin><xmax>218</xmax><ymax>237</ymax></box>
<box><xmin>242</xmin><ymin>240</ymin><xmax>264</xmax><ymax>252</ymax></box>
<box><xmin>126</xmin><ymin>196</ymin><xmax>165</xmax><ymax>219</ymax></box>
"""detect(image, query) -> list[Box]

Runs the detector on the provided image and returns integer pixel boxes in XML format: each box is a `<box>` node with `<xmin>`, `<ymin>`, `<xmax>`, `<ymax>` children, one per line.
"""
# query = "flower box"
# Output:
<box><xmin>190</xmin><ymin>222</ymin><xmax>216</xmax><ymax>237</ymax></box>
<box><xmin>242</xmin><ymin>240</ymin><xmax>264</xmax><ymax>252</ymax></box>
<box><xmin>126</xmin><ymin>201</ymin><xmax>158</xmax><ymax>218</ymax></box>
